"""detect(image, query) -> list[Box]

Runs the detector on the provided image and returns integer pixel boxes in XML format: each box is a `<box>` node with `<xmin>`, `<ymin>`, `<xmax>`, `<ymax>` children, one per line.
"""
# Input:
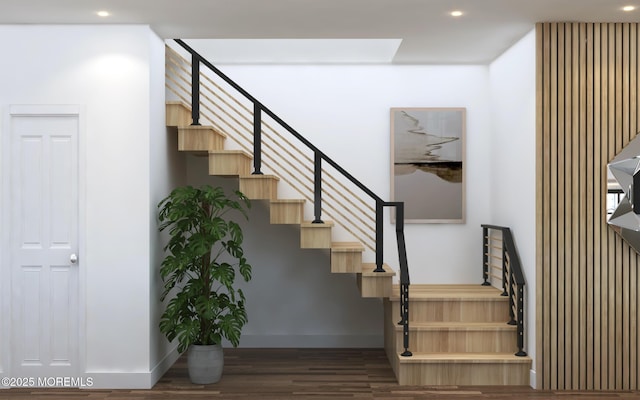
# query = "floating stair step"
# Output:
<box><xmin>300</xmin><ymin>221</ymin><xmax>334</xmax><ymax>249</ymax></box>
<box><xmin>393</xmin><ymin>322</ymin><xmax>517</xmax><ymax>353</ymax></box>
<box><xmin>386</xmin><ymin>284</ymin><xmax>509</xmax><ymax>323</ymax></box>
<box><xmin>270</xmin><ymin>199</ymin><xmax>305</xmax><ymax>224</ymax></box>
<box><xmin>330</xmin><ymin>242</ymin><xmax>364</xmax><ymax>273</ymax></box>
<box><xmin>209</xmin><ymin>150</ymin><xmax>252</xmax><ymax>176</ymax></box>
<box><xmin>166</xmin><ymin>101</ymin><xmax>191</xmax><ymax>127</ymax></box>
<box><xmin>395</xmin><ymin>352</ymin><xmax>531</xmax><ymax>386</ymax></box>
<box><xmin>357</xmin><ymin>263</ymin><xmax>395</xmax><ymax>298</ymax></box>
<box><xmin>239</xmin><ymin>175</ymin><xmax>279</xmax><ymax>200</ymax></box>
<box><xmin>177</xmin><ymin>126</ymin><xmax>226</xmax><ymax>154</ymax></box>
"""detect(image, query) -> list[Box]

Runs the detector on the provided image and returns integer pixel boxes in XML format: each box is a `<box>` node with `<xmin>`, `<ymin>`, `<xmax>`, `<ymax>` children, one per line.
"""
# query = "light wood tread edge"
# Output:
<box><xmin>396</xmin><ymin>352</ymin><xmax>532</xmax><ymax>363</ymax></box>
<box><xmin>239</xmin><ymin>174</ymin><xmax>280</xmax><ymax>181</ymax></box>
<box><xmin>301</xmin><ymin>221</ymin><xmax>335</xmax><ymax>227</ymax></box>
<box><xmin>392</xmin><ymin>321</ymin><xmax>516</xmax><ymax>331</ymax></box>
<box><xmin>331</xmin><ymin>242</ymin><xmax>365</xmax><ymax>251</ymax></box>
<box><xmin>360</xmin><ymin>263</ymin><xmax>396</xmax><ymax>276</ymax></box>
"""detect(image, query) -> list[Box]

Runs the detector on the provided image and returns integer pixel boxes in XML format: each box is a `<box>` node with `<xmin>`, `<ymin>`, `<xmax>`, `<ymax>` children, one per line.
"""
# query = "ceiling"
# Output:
<box><xmin>1</xmin><ymin>0</ymin><xmax>638</xmax><ymax>64</ymax></box>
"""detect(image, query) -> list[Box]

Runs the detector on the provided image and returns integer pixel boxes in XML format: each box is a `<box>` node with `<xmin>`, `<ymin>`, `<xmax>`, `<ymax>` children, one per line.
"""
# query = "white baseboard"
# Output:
<box><xmin>78</xmin><ymin>372</ymin><xmax>150</xmax><ymax>389</ymax></box>
<box><xmin>83</xmin><ymin>347</ymin><xmax>181</xmax><ymax>389</ymax></box>
<box><xmin>232</xmin><ymin>334</ymin><xmax>383</xmax><ymax>348</ymax></box>
<box><xmin>529</xmin><ymin>369</ymin><xmax>537</xmax><ymax>389</ymax></box>
<box><xmin>149</xmin><ymin>346</ymin><xmax>181</xmax><ymax>387</ymax></box>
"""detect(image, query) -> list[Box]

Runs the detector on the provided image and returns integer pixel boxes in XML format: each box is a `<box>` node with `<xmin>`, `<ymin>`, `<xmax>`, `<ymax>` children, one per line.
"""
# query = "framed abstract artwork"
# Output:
<box><xmin>390</xmin><ymin>107</ymin><xmax>466</xmax><ymax>223</ymax></box>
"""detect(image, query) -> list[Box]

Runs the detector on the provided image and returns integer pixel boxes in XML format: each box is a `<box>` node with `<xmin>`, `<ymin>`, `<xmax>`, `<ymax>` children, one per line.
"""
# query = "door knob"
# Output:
<box><xmin>70</xmin><ymin>253</ymin><xmax>78</xmax><ymax>264</ymax></box>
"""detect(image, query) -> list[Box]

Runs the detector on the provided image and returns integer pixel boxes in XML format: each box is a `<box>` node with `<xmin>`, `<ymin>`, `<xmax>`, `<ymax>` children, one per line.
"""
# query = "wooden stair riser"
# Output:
<box><xmin>386</xmin><ymin>298</ymin><xmax>510</xmax><ymax>323</ymax></box>
<box><xmin>330</xmin><ymin>243</ymin><xmax>364</xmax><ymax>273</ymax></box>
<box><xmin>178</xmin><ymin>126</ymin><xmax>225</xmax><ymax>152</ymax></box>
<box><xmin>239</xmin><ymin>176</ymin><xmax>279</xmax><ymax>200</ymax></box>
<box><xmin>166</xmin><ymin>101</ymin><xmax>191</xmax><ymax>126</ymax></box>
<box><xmin>270</xmin><ymin>200</ymin><xmax>305</xmax><ymax>224</ymax></box>
<box><xmin>397</xmin><ymin>359</ymin><xmax>530</xmax><ymax>386</ymax></box>
<box><xmin>300</xmin><ymin>222</ymin><xmax>333</xmax><ymax>249</ymax></box>
<box><xmin>393</xmin><ymin>326</ymin><xmax>517</xmax><ymax>353</ymax></box>
<box><xmin>357</xmin><ymin>275</ymin><xmax>393</xmax><ymax>298</ymax></box>
<box><xmin>209</xmin><ymin>151</ymin><xmax>252</xmax><ymax>176</ymax></box>
<box><xmin>358</xmin><ymin>263</ymin><xmax>395</xmax><ymax>298</ymax></box>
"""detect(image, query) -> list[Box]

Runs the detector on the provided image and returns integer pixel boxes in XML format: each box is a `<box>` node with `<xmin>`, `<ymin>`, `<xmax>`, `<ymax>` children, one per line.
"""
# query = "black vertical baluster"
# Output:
<box><xmin>507</xmin><ymin>273</ymin><xmax>516</xmax><ymax>325</ymax></box>
<box><xmin>191</xmin><ymin>54</ymin><xmax>200</xmax><ymax>126</ymax></box>
<box><xmin>501</xmin><ymin>233</ymin><xmax>508</xmax><ymax>297</ymax></box>
<box><xmin>312</xmin><ymin>152</ymin><xmax>323</xmax><ymax>223</ymax></box>
<box><xmin>252</xmin><ymin>103</ymin><xmax>263</xmax><ymax>175</ymax></box>
<box><xmin>482</xmin><ymin>226</ymin><xmax>490</xmax><ymax>285</ymax></box>
<box><xmin>516</xmin><ymin>284</ymin><xmax>527</xmax><ymax>356</ymax></box>
<box><xmin>401</xmin><ymin>282</ymin><xmax>412</xmax><ymax>357</ymax></box>
<box><xmin>374</xmin><ymin>201</ymin><xmax>384</xmax><ymax>272</ymax></box>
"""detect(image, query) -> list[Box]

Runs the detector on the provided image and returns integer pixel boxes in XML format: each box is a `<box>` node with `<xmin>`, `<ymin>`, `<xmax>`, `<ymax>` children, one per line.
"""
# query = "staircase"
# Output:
<box><xmin>384</xmin><ymin>285</ymin><xmax>530</xmax><ymax>385</ymax></box>
<box><xmin>164</xmin><ymin>40</ymin><xmax>532</xmax><ymax>386</ymax></box>
<box><xmin>166</xmin><ymin>101</ymin><xmax>395</xmax><ymax>300</ymax></box>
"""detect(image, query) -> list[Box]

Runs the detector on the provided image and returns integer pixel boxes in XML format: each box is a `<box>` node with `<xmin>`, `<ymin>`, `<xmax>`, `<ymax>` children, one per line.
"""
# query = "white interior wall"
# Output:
<box><xmin>148</xmin><ymin>34</ymin><xmax>185</xmax><ymax>383</ymax></box>
<box><xmin>489</xmin><ymin>29</ymin><xmax>537</xmax><ymax>387</ymax></box>
<box><xmin>0</xmin><ymin>25</ymin><xmax>169</xmax><ymax>389</ymax></box>
<box><xmin>185</xmin><ymin>53</ymin><xmax>493</xmax><ymax>285</ymax></box>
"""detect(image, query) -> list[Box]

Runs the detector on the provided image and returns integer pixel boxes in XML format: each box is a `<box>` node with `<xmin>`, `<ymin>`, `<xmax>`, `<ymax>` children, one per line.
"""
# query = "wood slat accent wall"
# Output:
<box><xmin>536</xmin><ymin>22</ymin><xmax>640</xmax><ymax>390</ymax></box>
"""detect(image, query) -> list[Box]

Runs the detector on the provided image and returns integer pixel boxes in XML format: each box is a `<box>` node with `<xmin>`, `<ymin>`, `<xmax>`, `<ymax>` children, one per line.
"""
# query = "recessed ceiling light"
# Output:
<box><xmin>97</xmin><ymin>10</ymin><xmax>110</xmax><ymax>17</ymax></box>
<box><xmin>450</xmin><ymin>10</ymin><xmax>463</xmax><ymax>17</ymax></box>
<box><xmin>623</xmin><ymin>5</ymin><xmax>636</xmax><ymax>11</ymax></box>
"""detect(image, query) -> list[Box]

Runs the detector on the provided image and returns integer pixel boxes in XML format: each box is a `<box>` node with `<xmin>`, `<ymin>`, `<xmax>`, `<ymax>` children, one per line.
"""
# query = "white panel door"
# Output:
<box><xmin>9</xmin><ymin>110</ymin><xmax>79</xmax><ymax>378</ymax></box>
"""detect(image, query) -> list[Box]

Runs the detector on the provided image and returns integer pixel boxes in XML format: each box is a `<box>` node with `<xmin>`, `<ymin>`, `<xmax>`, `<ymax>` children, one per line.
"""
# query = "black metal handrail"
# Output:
<box><xmin>174</xmin><ymin>39</ymin><xmax>412</xmax><ymax>357</ymax></box>
<box><xmin>481</xmin><ymin>224</ymin><xmax>526</xmax><ymax>357</ymax></box>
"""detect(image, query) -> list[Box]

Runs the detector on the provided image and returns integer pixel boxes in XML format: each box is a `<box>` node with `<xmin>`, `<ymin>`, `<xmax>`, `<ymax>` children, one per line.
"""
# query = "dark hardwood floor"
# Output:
<box><xmin>1</xmin><ymin>348</ymin><xmax>639</xmax><ymax>399</ymax></box>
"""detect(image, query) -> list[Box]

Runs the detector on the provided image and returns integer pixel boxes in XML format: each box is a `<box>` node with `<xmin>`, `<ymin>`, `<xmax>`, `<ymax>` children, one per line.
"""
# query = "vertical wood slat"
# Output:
<box><xmin>631</xmin><ymin>22</ymin><xmax>638</xmax><ymax>391</ymax></box>
<box><xmin>585</xmin><ymin>22</ymin><xmax>595</xmax><ymax>390</ymax></box>
<box><xmin>536</xmin><ymin>23</ymin><xmax>640</xmax><ymax>391</ymax></box>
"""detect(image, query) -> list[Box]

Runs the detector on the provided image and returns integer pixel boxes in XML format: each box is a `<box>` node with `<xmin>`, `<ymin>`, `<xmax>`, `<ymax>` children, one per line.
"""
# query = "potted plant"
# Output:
<box><xmin>158</xmin><ymin>185</ymin><xmax>252</xmax><ymax>384</ymax></box>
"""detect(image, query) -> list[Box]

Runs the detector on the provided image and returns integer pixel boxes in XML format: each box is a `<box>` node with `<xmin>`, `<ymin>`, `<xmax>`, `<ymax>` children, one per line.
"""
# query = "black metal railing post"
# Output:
<box><xmin>312</xmin><ymin>152</ymin><xmax>323</xmax><ymax>223</ymax></box>
<box><xmin>252</xmin><ymin>103</ymin><xmax>263</xmax><ymax>175</ymax></box>
<box><xmin>374</xmin><ymin>200</ymin><xmax>384</xmax><ymax>272</ymax></box>
<box><xmin>191</xmin><ymin>54</ymin><xmax>201</xmax><ymax>126</ymax></box>
<box><xmin>482</xmin><ymin>226</ymin><xmax>490</xmax><ymax>285</ymax></box>
<box><xmin>507</xmin><ymin>273</ymin><xmax>516</xmax><ymax>325</ymax></box>
<box><xmin>395</xmin><ymin>203</ymin><xmax>412</xmax><ymax>357</ymax></box>
<box><xmin>501</xmin><ymin>239</ymin><xmax>508</xmax><ymax>297</ymax></box>
<box><xmin>516</xmin><ymin>284</ymin><xmax>527</xmax><ymax>356</ymax></box>
<box><xmin>480</xmin><ymin>224</ymin><xmax>527</xmax><ymax>357</ymax></box>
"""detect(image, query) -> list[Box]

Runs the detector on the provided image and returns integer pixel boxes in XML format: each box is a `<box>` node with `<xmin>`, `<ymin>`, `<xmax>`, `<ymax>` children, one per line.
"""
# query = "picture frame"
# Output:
<box><xmin>390</xmin><ymin>107</ymin><xmax>466</xmax><ymax>223</ymax></box>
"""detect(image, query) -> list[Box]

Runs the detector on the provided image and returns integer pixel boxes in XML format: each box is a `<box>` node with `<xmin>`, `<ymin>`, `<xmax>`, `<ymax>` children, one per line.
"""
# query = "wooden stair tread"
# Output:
<box><xmin>390</xmin><ymin>284</ymin><xmax>506</xmax><ymax>301</ymax></box>
<box><xmin>179</xmin><ymin>125</ymin><xmax>228</xmax><ymax>137</ymax></box>
<box><xmin>397</xmin><ymin>352</ymin><xmax>532</xmax><ymax>364</ymax></box>
<box><xmin>301</xmin><ymin>221</ymin><xmax>335</xmax><ymax>227</ymax></box>
<box><xmin>399</xmin><ymin>284</ymin><xmax>502</xmax><ymax>292</ymax></box>
<box><xmin>209</xmin><ymin>149</ymin><xmax>252</xmax><ymax>157</ymax></box>
<box><xmin>270</xmin><ymin>199</ymin><xmax>305</xmax><ymax>204</ymax></box>
<box><xmin>240</xmin><ymin>174</ymin><xmax>280</xmax><ymax>181</ymax></box>
<box><xmin>361</xmin><ymin>263</ymin><xmax>396</xmax><ymax>277</ymax></box>
<box><xmin>166</xmin><ymin>100</ymin><xmax>189</xmax><ymax>107</ymax></box>
<box><xmin>394</xmin><ymin>321</ymin><xmax>516</xmax><ymax>331</ymax></box>
<box><xmin>331</xmin><ymin>242</ymin><xmax>364</xmax><ymax>252</ymax></box>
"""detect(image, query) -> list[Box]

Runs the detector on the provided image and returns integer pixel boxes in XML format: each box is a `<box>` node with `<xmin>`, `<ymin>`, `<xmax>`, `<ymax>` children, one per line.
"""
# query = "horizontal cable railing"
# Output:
<box><xmin>167</xmin><ymin>40</ymin><xmax>412</xmax><ymax>356</ymax></box>
<box><xmin>481</xmin><ymin>224</ymin><xmax>527</xmax><ymax>357</ymax></box>
<box><xmin>166</xmin><ymin>45</ymin><xmax>376</xmax><ymax>252</ymax></box>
